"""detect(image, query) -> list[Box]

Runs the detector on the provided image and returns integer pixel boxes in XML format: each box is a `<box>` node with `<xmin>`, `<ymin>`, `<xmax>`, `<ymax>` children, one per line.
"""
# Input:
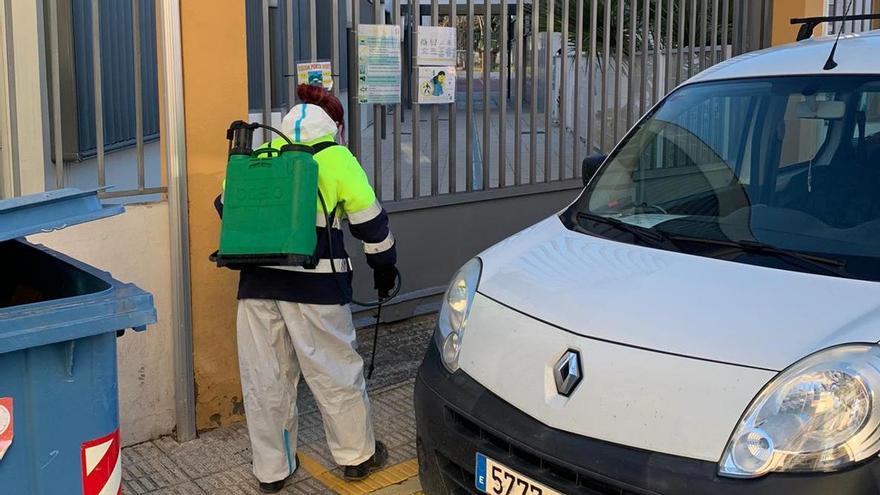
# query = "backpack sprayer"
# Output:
<box><xmin>215</xmin><ymin>120</ymin><xmax>401</xmax><ymax>377</ymax></box>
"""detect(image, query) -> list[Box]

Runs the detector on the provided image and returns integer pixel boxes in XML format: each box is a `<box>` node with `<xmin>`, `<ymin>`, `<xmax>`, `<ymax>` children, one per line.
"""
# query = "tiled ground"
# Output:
<box><xmin>123</xmin><ymin>380</ymin><xmax>419</xmax><ymax>495</ymax></box>
<box><xmin>122</xmin><ymin>315</ymin><xmax>436</xmax><ymax>495</ymax></box>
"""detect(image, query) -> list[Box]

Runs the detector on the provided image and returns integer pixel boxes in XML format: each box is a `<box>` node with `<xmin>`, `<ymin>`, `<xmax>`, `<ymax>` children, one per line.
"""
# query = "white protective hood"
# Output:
<box><xmin>280</xmin><ymin>103</ymin><xmax>338</xmax><ymax>143</ymax></box>
<box><xmin>476</xmin><ymin>216</ymin><xmax>880</xmax><ymax>371</ymax></box>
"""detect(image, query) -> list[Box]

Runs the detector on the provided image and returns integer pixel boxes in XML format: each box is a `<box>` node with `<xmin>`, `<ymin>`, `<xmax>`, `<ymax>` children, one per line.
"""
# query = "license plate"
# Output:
<box><xmin>475</xmin><ymin>453</ymin><xmax>561</xmax><ymax>495</ymax></box>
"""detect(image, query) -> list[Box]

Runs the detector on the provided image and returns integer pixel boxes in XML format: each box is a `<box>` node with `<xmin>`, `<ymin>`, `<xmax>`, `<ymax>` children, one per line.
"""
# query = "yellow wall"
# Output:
<box><xmin>180</xmin><ymin>0</ymin><xmax>248</xmax><ymax>429</ymax></box>
<box><xmin>771</xmin><ymin>0</ymin><xmax>826</xmax><ymax>45</ymax></box>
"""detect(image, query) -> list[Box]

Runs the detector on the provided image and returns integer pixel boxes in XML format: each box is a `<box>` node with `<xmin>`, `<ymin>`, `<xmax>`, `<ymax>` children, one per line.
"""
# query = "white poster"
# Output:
<box><xmin>418</xmin><ymin>67</ymin><xmax>456</xmax><ymax>104</ymax></box>
<box><xmin>357</xmin><ymin>24</ymin><xmax>402</xmax><ymax>104</ymax></box>
<box><xmin>296</xmin><ymin>61</ymin><xmax>333</xmax><ymax>90</ymax></box>
<box><xmin>417</xmin><ymin>26</ymin><xmax>457</xmax><ymax>66</ymax></box>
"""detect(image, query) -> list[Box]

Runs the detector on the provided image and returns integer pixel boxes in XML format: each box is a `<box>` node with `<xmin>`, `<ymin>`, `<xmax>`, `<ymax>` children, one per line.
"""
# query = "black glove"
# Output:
<box><xmin>373</xmin><ymin>265</ymin><xmax>397</xmax><ymax>299</ymax></box>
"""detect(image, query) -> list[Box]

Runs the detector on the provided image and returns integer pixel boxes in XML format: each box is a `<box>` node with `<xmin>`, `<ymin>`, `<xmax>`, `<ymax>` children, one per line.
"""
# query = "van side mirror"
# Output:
<box><xmin>582</xmin><ymin>154</ymin><xmax>606</xmax><ymax>186</ymax></box>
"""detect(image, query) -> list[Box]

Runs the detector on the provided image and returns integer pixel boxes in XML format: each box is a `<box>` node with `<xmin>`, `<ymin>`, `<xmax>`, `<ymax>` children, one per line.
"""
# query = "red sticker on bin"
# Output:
<box><xmin>0</xmin><ymin>398</ymin><xmax>12</xmax><ymax>460</ymax></box>
<box><xmin>81</xmin><ymin>429</ymin><xmax>121</xmax><ymax>495</ymax></box>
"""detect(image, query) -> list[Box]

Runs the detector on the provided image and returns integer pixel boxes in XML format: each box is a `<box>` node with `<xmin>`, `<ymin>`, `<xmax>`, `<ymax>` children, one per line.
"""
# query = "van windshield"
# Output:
<box><xmin>565</xmin><ymin>75</ymin><xmax>880</xmax><ymax>282</ymax></box>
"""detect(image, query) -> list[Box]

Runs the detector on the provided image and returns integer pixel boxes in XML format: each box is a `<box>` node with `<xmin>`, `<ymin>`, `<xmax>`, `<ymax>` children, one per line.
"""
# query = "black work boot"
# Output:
<box><xmin>343</xmin><ymin>441</ymin><xmax>388</xmax><ymax>481</ymax></box>
<box><xmin>258</xmin><ymin>454</ymin><xmax>300</xmax><ymax>493</ymax></box>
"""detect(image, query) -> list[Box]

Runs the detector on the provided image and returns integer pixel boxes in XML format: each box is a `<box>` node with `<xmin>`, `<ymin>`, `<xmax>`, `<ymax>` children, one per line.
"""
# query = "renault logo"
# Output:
<box><xmin>553</xmin><ymin>350</ymin><xmax>583</xmax><ymax>397</ymax></box>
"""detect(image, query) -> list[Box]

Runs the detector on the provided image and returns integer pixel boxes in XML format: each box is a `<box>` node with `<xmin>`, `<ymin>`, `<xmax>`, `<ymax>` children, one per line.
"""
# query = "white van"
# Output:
<box><xmin>415</xmin><ymin>29</ymin><xmax>880</xmax><ymax>494</ymax></box>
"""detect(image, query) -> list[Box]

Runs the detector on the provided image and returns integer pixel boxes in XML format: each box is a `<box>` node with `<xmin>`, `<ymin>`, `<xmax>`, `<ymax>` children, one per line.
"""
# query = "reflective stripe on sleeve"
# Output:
<box><xmin>347</xmin><ymin>201</ymin><xmax>383</xmax><ymax>225</ymax></box>
<box><xmin>363</xmin><ymin>232</ymin><xmax>395</xmax><ymax>254</ymax></box>
<box><xmin>315</xmin><ymin>213</ymin><xmax>342</xmax><ymax>229</ymax></box>
<box><xmin>264</xmin><ymin>258</ymin><xmax>352</xmax><ymax>274</ymax></box>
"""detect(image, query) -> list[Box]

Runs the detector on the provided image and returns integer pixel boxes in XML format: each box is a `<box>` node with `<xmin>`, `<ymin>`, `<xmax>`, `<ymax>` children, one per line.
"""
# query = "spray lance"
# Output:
<box><xmin>215</xmin><ymin>121</ymin><xmax>401</xmax><ymax>378</ymax></box>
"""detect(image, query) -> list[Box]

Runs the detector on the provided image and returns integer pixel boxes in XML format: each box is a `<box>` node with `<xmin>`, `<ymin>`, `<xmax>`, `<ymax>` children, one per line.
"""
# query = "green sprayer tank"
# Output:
<box><xmin>214</xmin><ymin>121</ymin><xmax>319</xmax><ymax>268</ymax></box>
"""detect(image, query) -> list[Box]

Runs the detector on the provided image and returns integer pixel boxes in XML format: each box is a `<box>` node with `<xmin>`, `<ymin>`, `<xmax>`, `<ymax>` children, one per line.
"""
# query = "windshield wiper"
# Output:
<box><xmin>665</xmin><ymin>234</ymin><xmax>848</xmax><ymax>275</ymax></box>
<box><xmin>575</xmin><ymin>212</ymin><xmax>673</xmax><ymax>249</ymax></box>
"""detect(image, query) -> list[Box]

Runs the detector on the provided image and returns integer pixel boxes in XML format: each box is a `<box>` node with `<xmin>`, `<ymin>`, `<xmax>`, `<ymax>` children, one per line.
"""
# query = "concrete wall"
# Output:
<box><xmin>29</xmin><ymin>202</ymin><xmax>175</xmax><ymax>447</ymax></box>
<box><xmin>772</xmin><ymin>0</ymin><xmax>826</xmax><ymax>45</ymax></box>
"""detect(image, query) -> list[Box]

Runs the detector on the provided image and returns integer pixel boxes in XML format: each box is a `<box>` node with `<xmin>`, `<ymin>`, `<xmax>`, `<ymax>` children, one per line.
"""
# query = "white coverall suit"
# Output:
<box><xmin>219</xmin><ymin>104</ymin><xmax>398</xmax><ymax>483</ymax></box>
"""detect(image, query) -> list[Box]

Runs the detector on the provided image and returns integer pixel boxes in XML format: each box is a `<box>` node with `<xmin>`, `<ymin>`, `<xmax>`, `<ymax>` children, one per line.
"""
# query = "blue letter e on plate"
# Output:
<box><xmin>475</xmin><ymin>453</ymin><xmax>488</xmax><ymax>491</ymax></box>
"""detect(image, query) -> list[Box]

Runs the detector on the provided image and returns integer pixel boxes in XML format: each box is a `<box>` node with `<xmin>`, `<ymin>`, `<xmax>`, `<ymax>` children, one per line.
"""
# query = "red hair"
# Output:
<box><xmin>296</xmin><ymin>84</ymin><xmax>345</xmax><ymax>136</ymax></box>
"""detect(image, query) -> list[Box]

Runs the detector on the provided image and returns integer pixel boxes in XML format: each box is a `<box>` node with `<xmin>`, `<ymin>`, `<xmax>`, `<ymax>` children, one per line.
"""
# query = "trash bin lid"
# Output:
<box><xmin>0</xmin><ymin>188</ymin><xmax>123</xmax><ymax>242</ymax></box>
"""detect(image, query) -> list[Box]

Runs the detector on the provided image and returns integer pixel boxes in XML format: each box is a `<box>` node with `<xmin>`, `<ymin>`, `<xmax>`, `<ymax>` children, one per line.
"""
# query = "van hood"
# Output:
<box><xmin>477</xmin><ymin>216</ymin><xmax>880</xmax><ymax>371</ymax></box>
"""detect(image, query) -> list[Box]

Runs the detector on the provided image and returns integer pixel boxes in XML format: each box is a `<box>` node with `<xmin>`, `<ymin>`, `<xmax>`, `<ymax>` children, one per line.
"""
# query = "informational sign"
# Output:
<box><xmin>0</xmin><ymin>398</ymin><xmax>11</xmax><ymax>461</ymax></box>
<box><xmin>418</xmin><ymin>67</ymin><xmax>456</xmax><ymax>104</ymax></box>
<box><xmin>417</xmin><ymin>26</ymin><xmax>457</xmax><ymax>66</ymax></box>
<box><xmin>357</xmin><ymin>24</ymin><xmax>402</xmax><ymax>104</ymax></box>
<box><xmin>296</xmin><ymin>61</ymin><xmax>333</xmax><ymax>91</ymax></box>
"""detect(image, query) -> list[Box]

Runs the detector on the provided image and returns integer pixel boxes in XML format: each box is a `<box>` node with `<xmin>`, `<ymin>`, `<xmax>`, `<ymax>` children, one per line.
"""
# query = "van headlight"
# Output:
<box><xmin>435</xmin><ymin>258</ymin><xmax>482</xmax><ymax>372</ymax></box>
<box><xmin>719</xmin><ymin>344</ymin><xmax>880</xmax><ymax>478</ymax></box>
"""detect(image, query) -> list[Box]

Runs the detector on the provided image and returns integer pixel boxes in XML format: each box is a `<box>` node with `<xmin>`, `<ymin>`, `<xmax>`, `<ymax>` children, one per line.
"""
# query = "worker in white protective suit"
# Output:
<box><xmin>215</xmin><ymin>84</ymin><xmax>397</xmax><ymax>493</ymax></box>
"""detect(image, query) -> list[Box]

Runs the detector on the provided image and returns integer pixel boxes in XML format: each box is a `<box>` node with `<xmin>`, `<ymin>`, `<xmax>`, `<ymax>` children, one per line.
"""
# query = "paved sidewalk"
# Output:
<box><xmin>122</xmin><ymin>315</ymin><xmax>437</xmax><ymax>495</ymax></box>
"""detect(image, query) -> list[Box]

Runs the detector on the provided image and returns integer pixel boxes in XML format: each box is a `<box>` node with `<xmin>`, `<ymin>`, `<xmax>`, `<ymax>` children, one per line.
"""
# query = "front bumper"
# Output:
<box><xmin>415</xmin><ymin>340</ymin><xmax>880</xmax><ymax>495</ymax></box>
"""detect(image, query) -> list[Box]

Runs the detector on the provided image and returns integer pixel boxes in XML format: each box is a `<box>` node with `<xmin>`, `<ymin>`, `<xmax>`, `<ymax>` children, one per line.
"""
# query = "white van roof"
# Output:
<box><xmin>690</xmin><ymin>29</ymin><xmax>880</xmax><ymax>84</ymax></box>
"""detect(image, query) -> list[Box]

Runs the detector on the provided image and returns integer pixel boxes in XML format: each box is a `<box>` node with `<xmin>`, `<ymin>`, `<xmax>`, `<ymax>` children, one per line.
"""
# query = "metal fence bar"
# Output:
<box><xmin>653</xmin><ymin>0</ymin><xmax>661</xmax><ymax>105</ymax></box>
<box><xmin>431</xmin><ymin>0</ymin><xmax>439</xmax><ymax>196</ymax></box>
<box><xmin>133</xmin><ymin>0</ymin><xmax>145</xmax><ymax>191</ymax></box>
<box><xmin>395</xmin><ymin>0</ymin><xmax>402</xmax><ymax>199</ymax></box>
<box><xmin>91</xmin><ymin>0</ymin><xmax>106</xmax><ymax>187</ymax></box>
<box><xmin>665</xmin><ymin>0</ymin><xmax>673</xmax><ymax>92</ymax></box>
<box><xmin>309</xmin><ymin>0</ymin><xmax>317</xmax><ymax>61</ymax></box>
<box><xmin>412</xmin><ymin>0</ymin><xmax>421</xmax><ymax>197</ymax></box>
<box><xmin>710</xmin><ymin>0</ymin><xmax>718</xmax><ymax>65</ymax></box>
<box><xmin>48</xmin><ymin>0</ymin><xmax>64</xmax><ymax>189</ymax></box>
<box><xmin>514</xmin><ymin>0</ymin><xmax>524</xmax><ymax>185</ymax></box>
<box><xmin>640</xmin><ymin>0</ymin><xmax>648</xmax><ymax>114</ymax></box>
<box><xmin>613</xmin><ymin>0</ymin><xmax>623</xmax><ymax>143</ymax></box>
<box><xmin>374</xmin><ymin>0</ymin><xmax>383</xmax><ymax>199</ymax></box>
<box><xmin>699</xmin><ymin>0</ymin><xmax>706</xmax><ymax>71</ymax></box>
<box><xmin>3</xmin><ymin>0</ymin><xmax>19</xmax><ymax>196</ymax></box>
<box><xmin>627</xmin><ymin>0</ymin><xmax>636</xmax><ymax>127</ymax></box>
<box><xmin>677</xmin><ymin>0</ymin><xmax>684</xmax><ymax>83</ymax></box>
<box><xmin>688</xmin><ymin>0</ymin><xmax>696</xmax><ymax>77</ymax></box>
<box><xmin>721</xmin><ymin>0</ymin><xmax>729</xmax><ymax>61</ymax></box>
<box><xmin>543</xmin><ymin>0</ymin><xmax>553</xmax><ymax>182</ymax></box>
<box><xmin>467</xmin><ymin>0</ymin><xmax>475</xmax><ymax>191</ymax></box>
<box><xmin>483</xmin><ymin>0</ymin><xmax>491</xmax><ymax>188</ymax></box>
<box><xmin>331</xmin><ymin>0</ymin><xmax>340</xmax><ymax>97</ymax></box>
<box><xmin>557</xmin><ymin>0</ymin><xmax>567</xmax><ymax>179</ymax></box>
<box><xmin>447</xmin><ymin>0</ymin><xmax>456</xmax><ymax>193</ymax></box>
<box><xmin>500</xmin><ymin>0</ymin><xmax>508</xmax><ymax>185</ymax></box>
<box><xmin>349</xmin><ymin>0</ymin><xmax>362</xmax><ymax>158</ymax></box>
<box><xmin>600</xmin><ymin>0</ymin><xmax>610</xmax><ymax>151</ymax></box>
<box><xmin>586</xmin><ymin>0</ymin><xmax>596</xmax><ymax>155</ymax></box>
<box><xmin>529</xmin><ymin>0</ymin><xmax>538</xmax><ymax>184</ymax></box>
<box><xmin>572</xmin><ymin>0</ymin><xmax>583</xmax><ymax>171</ymax></box>
<box><xmin>286</xmin><ymin>0</ymin><xmax>295</xmax><ymax>111</ymax></box>
<box><xmin>261</xmin><ymin>0</ymin><xmax>271</xmax><ymax>141</ymax></box>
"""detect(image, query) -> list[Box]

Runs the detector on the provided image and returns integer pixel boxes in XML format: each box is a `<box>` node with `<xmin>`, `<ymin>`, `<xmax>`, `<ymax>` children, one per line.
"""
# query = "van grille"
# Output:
<box><xmin>441</xmin><ymin>407</ymin><xmax>647</xmax><ymax>495</ymax></box>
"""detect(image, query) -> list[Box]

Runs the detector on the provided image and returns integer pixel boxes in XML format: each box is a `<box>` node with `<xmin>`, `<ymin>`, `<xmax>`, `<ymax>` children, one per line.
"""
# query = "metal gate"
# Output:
<box><xmin>248</xmin><ymin>0</ymin><xmax>782</xmax><ymax>207</ymax></box>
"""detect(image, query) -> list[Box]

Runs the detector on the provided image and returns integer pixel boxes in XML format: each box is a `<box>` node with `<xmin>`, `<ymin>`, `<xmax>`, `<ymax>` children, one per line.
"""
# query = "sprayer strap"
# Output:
<box><xmin>312</xmin><ymin>141</ymin><xmax>340</xmax><ymax>154</ymax></box>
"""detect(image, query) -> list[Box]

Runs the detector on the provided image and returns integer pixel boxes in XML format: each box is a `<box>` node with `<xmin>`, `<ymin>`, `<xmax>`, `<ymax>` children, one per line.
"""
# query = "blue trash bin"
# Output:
<box><xmin>0</xmin><ymin>189</ymin><xmax>157</xmax><ymax>494</ymax></box>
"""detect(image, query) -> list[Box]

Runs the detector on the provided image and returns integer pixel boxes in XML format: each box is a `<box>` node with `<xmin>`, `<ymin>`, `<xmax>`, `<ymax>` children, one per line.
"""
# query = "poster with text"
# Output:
<box><xmin>357</xmin><ymin>24</ymin><xmax>402</xmax><ymax>104</ymax></box>
<box><xmin>417</xmin><ymin>26</ymin><xmax>457</xmax><ymax>66</ymax></box>
<box><xmin>418</xmin><ymin>67</ymin><xmax>456</xmax><ymax>104</ymax></box>
<box><xmin>296</xmin><ymin>61</ymin><xmax>333</xmax><ymax>91</ymax></box>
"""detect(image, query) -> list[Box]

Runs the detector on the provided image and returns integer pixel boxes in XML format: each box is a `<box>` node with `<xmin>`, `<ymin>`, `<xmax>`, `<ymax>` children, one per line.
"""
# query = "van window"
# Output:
<box><xmin>567</xmin><ymin>76</ymin><xmax>880</xmax><ymax>283</ymax></box>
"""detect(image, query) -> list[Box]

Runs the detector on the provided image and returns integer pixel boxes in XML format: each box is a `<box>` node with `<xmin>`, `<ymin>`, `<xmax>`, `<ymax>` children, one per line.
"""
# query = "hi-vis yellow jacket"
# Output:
<box><xmin>216</xmin><ymin>104</ymin><xmax>396</xmax><ymax>304</ymax></box>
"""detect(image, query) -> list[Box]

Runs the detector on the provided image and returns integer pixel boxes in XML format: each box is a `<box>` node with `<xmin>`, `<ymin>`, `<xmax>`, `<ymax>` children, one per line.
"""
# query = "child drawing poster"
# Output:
<box><xmin>418</xmin><ymin>67</ymin><xmax>455</xmax><ymax>105</ymax></box>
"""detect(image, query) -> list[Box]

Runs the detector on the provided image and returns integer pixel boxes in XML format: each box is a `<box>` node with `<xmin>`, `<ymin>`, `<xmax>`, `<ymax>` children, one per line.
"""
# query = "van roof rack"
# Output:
<box><xmin>791</xmin><ymin>14</ymin><xmax>880</xmax><ymax>42</ymax></box>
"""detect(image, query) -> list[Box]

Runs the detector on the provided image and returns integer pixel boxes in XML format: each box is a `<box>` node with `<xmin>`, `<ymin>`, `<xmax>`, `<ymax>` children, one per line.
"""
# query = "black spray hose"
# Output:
<box><xmin>253</xmin><ymin>122</ymin><xmax>402</xmax><ymax>378</ymax></box>
<box><xmin>318</xmin><ymin>190</ymin><xmax>401</xmax><ymax>380</ymax></box>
